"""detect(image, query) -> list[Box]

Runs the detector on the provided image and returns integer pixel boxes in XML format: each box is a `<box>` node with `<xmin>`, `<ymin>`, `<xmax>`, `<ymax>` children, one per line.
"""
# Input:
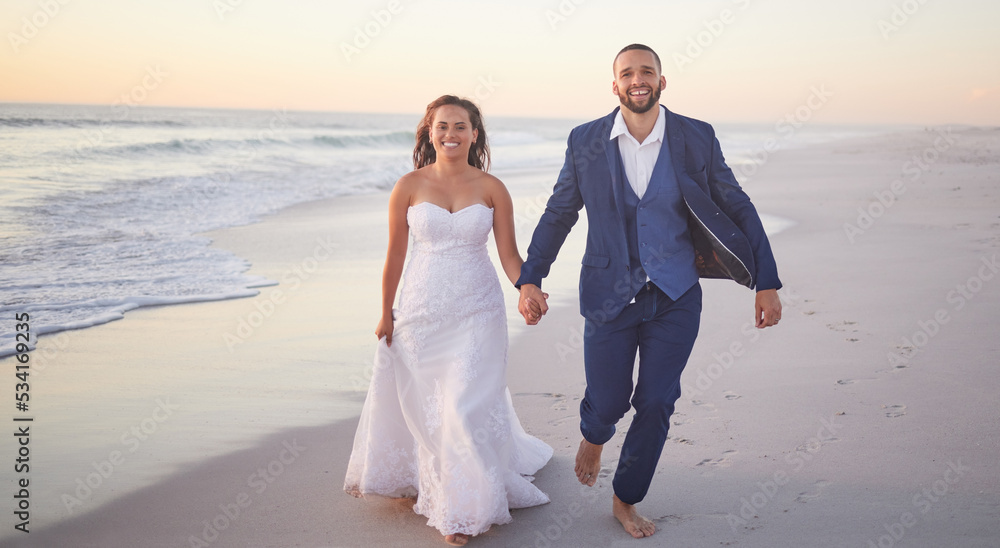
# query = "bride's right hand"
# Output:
<box><xmin>376</xmin><ymin>314</ymin><xmax>394</xmax><ymax>346</ymax></box>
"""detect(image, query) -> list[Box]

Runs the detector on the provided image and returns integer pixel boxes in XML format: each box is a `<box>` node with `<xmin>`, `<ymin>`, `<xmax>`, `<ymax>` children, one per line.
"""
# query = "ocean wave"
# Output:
<box><xmin>0</xmin><ymin>288</ymin><xmax>265</xmax><ymax>358</ymax></box>
<box><xmin>312</xmin><ymin>131</ymin><xmax>413</xmax><ymax>148</ymax></box>
<box><xmin>93</xmin><ymin>136</ymin><xmax>289</xmax><ymax>157</ymax></box>
<box><xmin>489</xmin><ymin>131</ymin><xmax>546</xmax><ymax>146</ymax></box>
<box><xmin>0</xmin><ymin>116</ymin><xmax>186</xmax><ymax>129</ymax></box>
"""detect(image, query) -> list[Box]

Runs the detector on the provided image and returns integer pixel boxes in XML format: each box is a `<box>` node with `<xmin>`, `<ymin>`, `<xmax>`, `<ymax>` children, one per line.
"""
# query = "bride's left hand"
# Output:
<box><xmin>376</xmin><ymin>314</ymin><xmax>395</xmax><ymax>346</ymax></box>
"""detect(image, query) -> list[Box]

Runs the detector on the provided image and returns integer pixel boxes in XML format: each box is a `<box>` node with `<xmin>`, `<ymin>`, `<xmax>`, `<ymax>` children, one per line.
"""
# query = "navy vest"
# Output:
<box><xmin>619</xmin><ymin>143</ymin><xmax>699</xmax><ymax>301</ymax></box>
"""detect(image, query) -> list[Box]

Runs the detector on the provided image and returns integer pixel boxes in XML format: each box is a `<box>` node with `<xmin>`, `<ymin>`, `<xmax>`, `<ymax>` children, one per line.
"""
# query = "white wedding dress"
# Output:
<box><xmin>344</xmin><ymin>202</ymin><xmax>552</xmax><ymax>536</ymax></box>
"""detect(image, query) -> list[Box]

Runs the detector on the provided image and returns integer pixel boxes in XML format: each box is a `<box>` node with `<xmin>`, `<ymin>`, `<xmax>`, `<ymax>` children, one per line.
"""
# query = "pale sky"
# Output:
<box><xmin>1</xmin><ymin>0</ymin><xmax>998</xmax><ymax>125</ymax></box>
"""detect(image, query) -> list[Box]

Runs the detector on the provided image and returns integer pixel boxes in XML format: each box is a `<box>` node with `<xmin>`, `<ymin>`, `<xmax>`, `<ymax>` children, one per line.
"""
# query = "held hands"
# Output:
<box><xmin>755</xmin><ymin>289</ymin><xmax>782</xmax><ymax>328</ymax></box>
<box><xmin>375</xmin><ymin>313</ymin><xmax>394</xmax><ymax>346</ymax></box>
<box><xmin>518</xmin><ymin>284</ymin><xmax>549</xmax><ymax>325</ymax></box>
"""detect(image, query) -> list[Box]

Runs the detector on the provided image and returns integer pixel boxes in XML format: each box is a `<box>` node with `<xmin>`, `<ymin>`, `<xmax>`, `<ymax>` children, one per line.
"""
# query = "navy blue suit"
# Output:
<box><xmin>517</xmin><ymin>106</ymin><xmax>781</xmax><ymax>504</ymax></box>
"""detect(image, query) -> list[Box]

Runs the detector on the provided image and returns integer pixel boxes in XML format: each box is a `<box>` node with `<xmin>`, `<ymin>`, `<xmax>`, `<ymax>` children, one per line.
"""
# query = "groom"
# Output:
<box><xmin>516</xmin><ymin>44</ymin><xmax>782</xmax><ymax>538</ymax></box>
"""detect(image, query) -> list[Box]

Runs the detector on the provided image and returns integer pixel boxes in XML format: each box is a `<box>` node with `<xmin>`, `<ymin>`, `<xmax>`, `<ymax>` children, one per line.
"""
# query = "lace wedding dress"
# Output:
<box><xmin>344</xmin><ymin>202</ymin><xmax>552</xmax><ymax>536</ymax></box>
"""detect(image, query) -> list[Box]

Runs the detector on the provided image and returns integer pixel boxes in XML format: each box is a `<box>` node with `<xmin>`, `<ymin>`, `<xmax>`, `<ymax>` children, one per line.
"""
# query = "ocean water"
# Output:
<box><xmin>0</xmin><ymin>103</ymin><xmax>882</xmax><ymax>356</ymax></box>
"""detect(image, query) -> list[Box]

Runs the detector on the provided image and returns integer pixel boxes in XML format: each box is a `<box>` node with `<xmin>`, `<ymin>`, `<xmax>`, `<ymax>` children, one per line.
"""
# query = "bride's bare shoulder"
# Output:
<box><xmin>398</xmin><ymin>167</ymin><xmax>431</xmax><ymax>185</ymax></box>
<box><xmin>475</xmin><ymin>172</ymin><xmax>511</xmax><ymax>209</ymax></box>
<box><xmin>477</xmin><ymin>171</ymin><xmax>508</xmax><ymax>192</ymax></box>
<box><xmin>394</xmin><ymin>168</ymin><xmax>431</xmax><ymax>193</ymax></box>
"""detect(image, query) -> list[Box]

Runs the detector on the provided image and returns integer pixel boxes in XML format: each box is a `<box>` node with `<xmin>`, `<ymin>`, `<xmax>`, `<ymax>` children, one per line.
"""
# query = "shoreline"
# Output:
<box><xmin>3</xmin><ymin>127</ymin><xmax>999</xmax><ymax>546</ymax></box>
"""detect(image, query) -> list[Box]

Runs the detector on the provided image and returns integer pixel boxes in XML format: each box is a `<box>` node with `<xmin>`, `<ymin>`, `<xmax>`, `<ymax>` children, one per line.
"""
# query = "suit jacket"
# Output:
<box><xmin>516</xmin><ymin>106</ymin><xmax>782</xmax><ymax>321</ymax></box>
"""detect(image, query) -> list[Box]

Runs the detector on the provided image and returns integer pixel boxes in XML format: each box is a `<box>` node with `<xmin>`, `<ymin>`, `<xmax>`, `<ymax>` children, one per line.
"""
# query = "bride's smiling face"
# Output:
<box><xmin>429</xmin><ymin>105</ymin><xmax>478</xmax><ymax>162</ymax></box>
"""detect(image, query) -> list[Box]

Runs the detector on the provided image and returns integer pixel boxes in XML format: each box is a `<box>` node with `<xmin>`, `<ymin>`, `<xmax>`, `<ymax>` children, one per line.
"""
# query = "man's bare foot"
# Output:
<box><xmin>575</xmin><ymin>438</ymin><xmax>603</xmax><ymax>486</ymax></box>
<box><xmin>612</xmin><ymin>495</ymin><xmax>656</xmax><ymax>538</ymax></box>
<box><xmin>444</xmin><ymin>533</ymin><xmax>469</xmax><ymax>546</ymax></box>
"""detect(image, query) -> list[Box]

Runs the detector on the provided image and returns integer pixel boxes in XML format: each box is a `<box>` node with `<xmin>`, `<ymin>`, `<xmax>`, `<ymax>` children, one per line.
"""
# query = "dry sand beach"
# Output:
<box><xmin>3</xmin><ymin>127</ymin><xmax>999</xmax><ymax>547</ymax></box>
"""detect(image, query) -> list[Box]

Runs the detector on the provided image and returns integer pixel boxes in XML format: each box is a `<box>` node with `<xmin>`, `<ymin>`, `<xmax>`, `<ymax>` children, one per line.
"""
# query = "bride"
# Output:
<box><xmin>344</xmin><ymin>95</ymin><xmax>552</xmax><ymax>546</ymax></box>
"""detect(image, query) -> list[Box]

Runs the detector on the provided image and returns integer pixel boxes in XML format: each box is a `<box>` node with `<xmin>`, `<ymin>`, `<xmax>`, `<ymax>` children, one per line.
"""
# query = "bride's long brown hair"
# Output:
<box><xmin>412</xmin><ymin>95</ymin><xmax>491</xmax><ymax>171</ymax></box>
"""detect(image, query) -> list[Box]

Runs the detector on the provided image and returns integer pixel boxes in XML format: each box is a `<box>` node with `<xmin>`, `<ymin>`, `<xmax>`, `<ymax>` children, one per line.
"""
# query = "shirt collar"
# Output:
<box><xmin>609</xmin><ymin>105</ymin><xmax>666</xmax><ymax>146</ymax></box>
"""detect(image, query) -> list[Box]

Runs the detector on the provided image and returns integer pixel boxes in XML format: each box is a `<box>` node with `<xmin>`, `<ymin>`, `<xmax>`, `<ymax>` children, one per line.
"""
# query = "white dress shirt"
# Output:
<box><xmin>610</xmin><ymin>105</ymin><xmax>666</xmax><ymax>299</ymax></box>
<box><xmin>609</xmin><ymin>105</ymin><xmax>666</xmax><ymax>200</ymax></box>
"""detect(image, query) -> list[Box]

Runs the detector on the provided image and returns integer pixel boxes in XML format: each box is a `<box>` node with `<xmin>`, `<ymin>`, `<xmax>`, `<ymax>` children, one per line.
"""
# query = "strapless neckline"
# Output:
<box><xmin>409</xmin><ymin>202</ymin><xmax>493</xmax><ymax>215</ymax></box>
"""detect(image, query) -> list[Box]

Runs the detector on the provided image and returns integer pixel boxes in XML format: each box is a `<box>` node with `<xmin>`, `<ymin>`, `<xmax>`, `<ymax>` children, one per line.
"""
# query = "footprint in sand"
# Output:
<box><xmin>652</xmin><ymin>514</ymin><xmax>687</xmax><ymax>526</ymax></box>
<box><xmin>795</xmin><ymin>435</ymin><xmax>840</xmax><ymax>453</ymax></box>
<box><xmin>723</xmin><ymin>392</ymin><xmax>742</xmax><ymax>400</ymax></box>
<box><xmin>836</xmin><ymin>378</ymin><xmax>876</xmax><ymax>385</ymax></box>
<box><xmin>883</xmin><ymin>404</ymin><xmax>907</xmax><ymax>418</ymax></box>
<box><xmin>548</xmin><ymin>415</ymin><xmax>577</xmax><ymax>427</ymax></box>
<box><xmin>696</xmin><ymin>450</ymin><xmax>737</xmax><ymax>467</ymax></box>
<box><xmin>826</xmin><ymin>320</ymin><xmax>858</xmax><ymax>332</ymax></box>
<box><xmin>550</xmin><ymin>396</ymin><xmax>568</xmax><ymax>412</ymax></box>
<box><xmin>514</xmin><ymin>392</ymin><xmax>569</xmax><ymax>411</ymax></box>
<box><xmin>795</xmin><ymin>480</ymin><xmax>832</xmax><ymax>503</ymax></box>
<box><xmin>670</xmin><ymin>437</ymin><xmax>694</xmax><ymax>445</ymax></box>
<box><xmin>894</xmin><ymin>344</ymin><xmax>917</xmax><ymax>357</ymax></box>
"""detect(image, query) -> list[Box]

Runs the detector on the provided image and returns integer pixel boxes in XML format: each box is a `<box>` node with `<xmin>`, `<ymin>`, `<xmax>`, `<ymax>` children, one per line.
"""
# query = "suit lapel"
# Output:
<box><xmin>644</xmin><ymin>108</ymin><xmax>674</xmax><ymax>201</ymax></box>
<box><xmin>602</xmin><ymin>109</ymin><xmax>628</xmax><ymax>225</ymax></box>
<box><xmin>665</xmin><ymin>107</ymin><xmax>689</xmax><ymax>192</ymax></box>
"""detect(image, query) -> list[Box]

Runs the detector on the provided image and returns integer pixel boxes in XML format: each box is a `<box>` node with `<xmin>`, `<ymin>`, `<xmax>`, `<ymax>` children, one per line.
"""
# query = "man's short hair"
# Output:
<box><xmin>614</xmin><ymin>43</ymin><xmax>661</xmax><ymax>74</ymax></box>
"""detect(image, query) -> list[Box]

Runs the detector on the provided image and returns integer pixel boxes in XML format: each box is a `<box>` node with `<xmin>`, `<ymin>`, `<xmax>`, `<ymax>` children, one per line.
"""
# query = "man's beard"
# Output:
<box><xmin>618</xmin><ymin>83</ymin><xmax>662</xmax><ymax>114</ymax></box>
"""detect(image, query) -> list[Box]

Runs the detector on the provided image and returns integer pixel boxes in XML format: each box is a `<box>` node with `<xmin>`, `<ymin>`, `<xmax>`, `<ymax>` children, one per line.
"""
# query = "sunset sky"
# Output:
<box><xmin>2</xmin><ymin>0</ymin><xmax>998</xmax><ymax>125</ymax></box>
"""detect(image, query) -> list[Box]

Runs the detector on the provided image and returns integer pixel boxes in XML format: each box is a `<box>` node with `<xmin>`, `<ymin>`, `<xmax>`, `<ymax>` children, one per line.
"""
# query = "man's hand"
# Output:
<box><xmin>518</xmin><ymin>284</ymin><xmax>549</xmax><ymax>325</ymax></box>
<box><xmin>755</xmin><ymin>289</ymin><xmax>782</xmax><ymax>328</ymax></box>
